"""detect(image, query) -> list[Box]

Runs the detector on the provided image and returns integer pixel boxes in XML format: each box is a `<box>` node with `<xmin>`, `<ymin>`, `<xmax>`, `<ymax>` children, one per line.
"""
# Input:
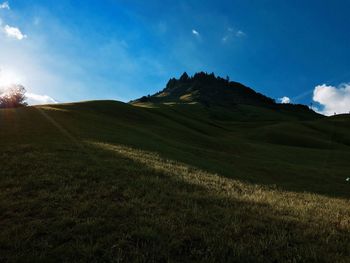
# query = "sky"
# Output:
<box><xmin>0</xmin><ymin>0</ymin><xmax>350</xmax><ymax>115</ymax></box>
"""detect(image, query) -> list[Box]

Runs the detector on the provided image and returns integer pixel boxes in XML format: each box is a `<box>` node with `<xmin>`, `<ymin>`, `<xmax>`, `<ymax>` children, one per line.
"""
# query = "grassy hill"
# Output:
<box><xmin>1</xmin><ymin>99</ymin><xmax>350</xmax><ymax>262</ymax></box>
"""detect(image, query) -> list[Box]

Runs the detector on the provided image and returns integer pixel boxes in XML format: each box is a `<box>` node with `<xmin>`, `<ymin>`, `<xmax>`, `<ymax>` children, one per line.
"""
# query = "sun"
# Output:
<box><xmin>0</xmin><ymin>67</ymin><xmax>23</xmax><ymax>90</ymax></box>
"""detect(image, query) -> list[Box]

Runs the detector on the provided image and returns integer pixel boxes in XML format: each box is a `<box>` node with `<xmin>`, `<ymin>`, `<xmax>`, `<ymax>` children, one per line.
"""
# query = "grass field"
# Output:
<box><xmin>0</xmin><ymin>101</ymin><xmax>349</xmax><ymax>262</ymax></box>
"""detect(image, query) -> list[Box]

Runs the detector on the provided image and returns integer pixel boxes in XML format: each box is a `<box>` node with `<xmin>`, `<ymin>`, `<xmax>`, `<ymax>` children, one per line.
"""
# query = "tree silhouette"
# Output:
<box><xmin>0</xmin><ymin>85</ymin><xmax>28</xmax><ymax>108</ymax></box>
<box><xmin>179</xmin><ymin>72</ymin><xmax>189</xmax><ymax>81</ymax></box>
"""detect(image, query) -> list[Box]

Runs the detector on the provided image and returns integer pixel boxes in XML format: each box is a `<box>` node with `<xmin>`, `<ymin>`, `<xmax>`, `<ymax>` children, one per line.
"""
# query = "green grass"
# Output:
<box><xmin>0</xmin><ymin>101</ymin><xmax>349</xmax><ymax>262</ymax></box>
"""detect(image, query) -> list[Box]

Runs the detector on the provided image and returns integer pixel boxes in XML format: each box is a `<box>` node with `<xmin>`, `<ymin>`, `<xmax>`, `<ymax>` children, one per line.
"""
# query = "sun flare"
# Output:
<box><xmin>0</xmin><ymin>68</ymin><xmax>23</xmax><ymax>90</ymax></box>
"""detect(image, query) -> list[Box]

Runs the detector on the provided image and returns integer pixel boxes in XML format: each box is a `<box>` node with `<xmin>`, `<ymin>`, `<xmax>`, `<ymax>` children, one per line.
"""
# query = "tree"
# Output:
<box><xmin>0</xmin><ymin>85</ymin><xmax>28</xmax><ymax>108</ymax></box>
<box><xmin>139</xmin><ymin>96</ymin><xmax>149</xmax><ymax>103</ymax></box>
<box><xmin>179</xmin><ymin>72</ymin><xmax>189</xmax><ymax>81</ymax></box>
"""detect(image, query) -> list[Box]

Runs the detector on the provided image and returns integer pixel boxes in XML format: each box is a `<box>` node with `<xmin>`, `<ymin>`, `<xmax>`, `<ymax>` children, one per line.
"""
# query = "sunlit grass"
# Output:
<box><xmin>92</xmin><ymin>141</ymin><xmax>350</xmax><ymax>232</ymax></box>
<box><xmin>38</xmin><ymin>105</ymin><xmax>70</xmax><ymax>112</ymax></box>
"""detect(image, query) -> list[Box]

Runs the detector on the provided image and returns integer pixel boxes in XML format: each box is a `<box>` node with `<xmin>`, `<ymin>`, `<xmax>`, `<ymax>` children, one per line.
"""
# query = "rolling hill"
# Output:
<box><xmin>0</xmin><ymin>74</ymin><xmax>349</xmax><ymax>262</ymax></box>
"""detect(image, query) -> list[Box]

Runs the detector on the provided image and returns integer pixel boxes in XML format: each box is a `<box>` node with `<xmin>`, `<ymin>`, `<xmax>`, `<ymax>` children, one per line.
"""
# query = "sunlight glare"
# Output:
<box><xmin>0</xmin><ymin>67</ymin><xmax>24</xmax><ymax>92</ymax></box>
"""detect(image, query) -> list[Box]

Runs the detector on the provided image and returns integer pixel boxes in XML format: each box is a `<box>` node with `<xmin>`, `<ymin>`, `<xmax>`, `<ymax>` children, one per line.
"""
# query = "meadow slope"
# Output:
<box><xmin>0</xmin><ymin>101</ymin><xmax>349</xmax><ymax>262</ymax></box>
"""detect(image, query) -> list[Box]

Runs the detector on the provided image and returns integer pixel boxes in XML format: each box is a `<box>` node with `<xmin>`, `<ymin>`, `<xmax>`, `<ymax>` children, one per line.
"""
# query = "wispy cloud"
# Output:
<box><xmin>3</xmin><ymin>25</ymin><xmax>27</xmax><ymax>40</ymax></box>
<box><xmin>236</xmin><ymin>30</ymin><xmax>246</xmax><ymax>37</ymax></box>
<box><xmin>0</xmin><ymin>1</ymin><xmax>9</xmax><ymax>10</ymax></box>
<box><xmin>222</xmin><ymin>28</ymin><xmax>246</xmax><ymax>43</ymax></box>
<box><xmin>313</xmin><ymin>84</ymin><xmax>350</xmax><ymax>115</ymax></box>
<box><xmin>279</xmin><ymin>96</ymin><xmax>291</xmax><ymax>104</ymax></box>
<box><xmin>192</xmin><ymin>29</ymin><xmax>200</xmax><ymax>36</ymax></box>
<box><xmin>222</xmin><ymin>35</ymin><xmax>229</xmax><ymax>43</ymax></box>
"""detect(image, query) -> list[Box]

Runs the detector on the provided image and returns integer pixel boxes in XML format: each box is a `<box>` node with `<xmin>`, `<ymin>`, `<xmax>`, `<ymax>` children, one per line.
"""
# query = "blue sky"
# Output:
<box><xmin>0</xmin><ymin>0</ymin><xmax>350</xmax><ymax>114</ymax></box>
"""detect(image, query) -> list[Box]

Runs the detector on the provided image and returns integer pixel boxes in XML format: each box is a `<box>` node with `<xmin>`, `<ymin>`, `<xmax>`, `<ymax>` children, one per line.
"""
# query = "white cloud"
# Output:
<box><xmin>26</xmin><ymin>92</ymin><xmax>57</xmax><ymax>105</ymax></box>
<box><xmin>192</xmin><ymin>29</ymin><xmax>200</xmax><ymax>36</ymax></box>
<box><xmin>279</xmin><ymin>96</ymin><xmax>291</xmax><ymax>104</ymax></box>
<box><xmin>313</xmin><ymin>84</ymin><xmax>350</xmax><ymax>116</ymax></box>
<box><xmin>0</xmin><ymin>3</ymin><xmax>27</xmax><ymax>41</ymax></box>
<box><xmin>0</xmin><ymin>1</ymin><xmax>9</xmax><ymax>10</ymax></box>
<box><xmin>3</xmin><ymin>25</ymin><xmax>27</xmax><ymax>40</ymax></box>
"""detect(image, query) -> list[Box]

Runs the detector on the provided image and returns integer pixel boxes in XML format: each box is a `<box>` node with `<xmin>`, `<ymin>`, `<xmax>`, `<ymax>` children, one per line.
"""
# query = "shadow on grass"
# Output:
<box><xmin>64</xmin><ymin>142</ymin><xmax>350</xmax><ymax>261</ymax></box>
<box><xmin>89</xmin><ymin>132</ymin><xmax>350</xmax><ymax>200</ymax></box>
<box><xmin>1</xmin><ymin>141</ymin><xmax>349</xmax><ymax>262</ymax></box>
<box><xmin>89</xmin><ymin>141</ymin><xmax>350</xmax><ymax>262</ymax></box>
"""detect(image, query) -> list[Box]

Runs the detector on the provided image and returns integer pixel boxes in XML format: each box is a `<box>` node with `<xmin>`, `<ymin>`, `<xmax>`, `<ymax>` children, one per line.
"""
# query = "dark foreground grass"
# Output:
<box><xmin>0</xmin><ymin>101</ymin><xmax>349</xmax><ymax>262</ymax></box>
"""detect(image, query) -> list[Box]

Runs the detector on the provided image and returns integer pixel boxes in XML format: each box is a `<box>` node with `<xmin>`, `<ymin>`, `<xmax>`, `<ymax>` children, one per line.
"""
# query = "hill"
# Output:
<box><xmin>132</xmin><ymin>72</ymin><xmax>320</xmax><ymax>120</ymax></box>
<box><xmin>0</xmin><ymin>82</ymin><xmax>349</xmax><ymax>261</ymax></box>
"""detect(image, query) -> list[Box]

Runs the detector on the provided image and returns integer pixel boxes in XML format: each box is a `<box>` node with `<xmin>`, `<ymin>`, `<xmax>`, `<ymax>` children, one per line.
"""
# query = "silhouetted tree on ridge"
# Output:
<box><xmin>0</xmin><ymin>85</ymin><xmax>28</xmax><ymax>108</ymax></box>
<box><xmin>179</xmin><ymin>72</ymin><xmax>189</xmax><ymax>81</ymax></box>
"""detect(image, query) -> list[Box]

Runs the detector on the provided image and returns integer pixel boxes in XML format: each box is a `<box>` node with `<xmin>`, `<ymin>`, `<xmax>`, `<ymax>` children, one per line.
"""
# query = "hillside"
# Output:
<box><xmin>0</xmin><ymin>89</ymin><xmax>349</xmax><ymax>261</ymax></box>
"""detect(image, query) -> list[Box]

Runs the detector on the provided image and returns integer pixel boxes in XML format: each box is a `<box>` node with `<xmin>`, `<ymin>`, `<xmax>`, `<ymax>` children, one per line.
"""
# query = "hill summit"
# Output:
<box><xmin>132</xmin><ymin>72</ymin><xmax>319</xmax><ymax>120</ymax></box>
<box><xmin>133</xmin><ymin>72</ymin><xmax>276</xmax><ymax>106</ymax></box>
